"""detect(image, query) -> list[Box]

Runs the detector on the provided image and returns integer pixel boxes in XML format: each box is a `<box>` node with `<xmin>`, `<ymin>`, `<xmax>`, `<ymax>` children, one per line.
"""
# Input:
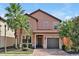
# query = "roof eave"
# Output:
<box><xmin>0</xmin><ymin>17</ymin><xmax>6</xmax><ymax>22</ymax></box>
<box><xmin>25</xmin><ymin>13</ymin><xmax>38</xmax><ymax>22</ymax></box>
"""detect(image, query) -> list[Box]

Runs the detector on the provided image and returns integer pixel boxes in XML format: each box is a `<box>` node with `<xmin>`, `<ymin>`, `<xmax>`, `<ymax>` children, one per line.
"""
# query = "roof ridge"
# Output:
<box><xmin>30</xmin><ymin>9</ymin><xmax>61</xmax><ymax>22</ymax></box>
<box><xmin>0</xmin><ymin>16</ymin><xmax>5</xmax><ymax>22</ymax></box>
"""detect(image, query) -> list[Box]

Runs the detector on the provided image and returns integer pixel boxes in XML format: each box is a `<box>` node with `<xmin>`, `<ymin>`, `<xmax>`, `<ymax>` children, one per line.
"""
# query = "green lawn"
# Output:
<box><xmin>0</xmin><ymin>49</ymin><xmax>33</xmax><ymax>56</ymax></box>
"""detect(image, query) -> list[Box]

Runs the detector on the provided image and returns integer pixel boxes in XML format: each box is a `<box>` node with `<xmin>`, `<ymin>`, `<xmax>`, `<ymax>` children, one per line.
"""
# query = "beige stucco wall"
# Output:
<box><xmin>0</xmin><ymin>36</ymin><xmax>15</xmax><ymax>47</ymax></box>
<box><xmin>0</xmin><ymin>20</ymin><xmax>15</xmax><ymax>48</ymax></box>
<box><xmin>0</xmin><ymin>20</ymin><xmax>15</xmax><ymax>37</ymax></box>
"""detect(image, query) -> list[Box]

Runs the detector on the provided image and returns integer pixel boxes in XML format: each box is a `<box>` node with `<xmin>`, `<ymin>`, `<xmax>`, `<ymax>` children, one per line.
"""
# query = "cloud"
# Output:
<box><xmin>65</xmin><ymin>16</ymin><xmax>72</xmax><ymax>20</ymax></box>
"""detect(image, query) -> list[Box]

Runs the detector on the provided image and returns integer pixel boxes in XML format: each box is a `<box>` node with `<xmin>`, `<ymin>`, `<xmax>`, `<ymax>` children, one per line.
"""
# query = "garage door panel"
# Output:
<box><xmin>47</xmin><ymin>38</ymin><xmax>59</xmax><ymax>49</ymax></box>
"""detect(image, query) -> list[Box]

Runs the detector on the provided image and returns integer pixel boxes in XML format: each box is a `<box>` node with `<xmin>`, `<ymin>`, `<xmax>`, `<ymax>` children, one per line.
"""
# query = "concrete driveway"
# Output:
<box><xmin>33</xmin><ymin>49</ymin><xmax>79</xmax><ymax>56</ymax></box>
<box><xmin>33</xmin><ymin>49</ymin><xmax>69</xmax><ymax>56</ymax></box>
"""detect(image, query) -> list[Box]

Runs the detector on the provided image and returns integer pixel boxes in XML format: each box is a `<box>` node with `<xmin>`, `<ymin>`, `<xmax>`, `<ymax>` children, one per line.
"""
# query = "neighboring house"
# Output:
<box><xmin>0</xmin><ymin>17</ymin><xmax>15</xmax><ymax>48</ymax></box>
<box><xmin>16</xmin><ymin>9</ymin><xmax>62</xmax><ymax>49</ymax></box>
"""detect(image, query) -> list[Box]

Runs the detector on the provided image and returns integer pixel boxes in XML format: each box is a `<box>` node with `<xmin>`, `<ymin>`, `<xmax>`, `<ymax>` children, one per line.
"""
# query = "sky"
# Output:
<box><xmin>0</xmin><ymin>3</ymin><xmax>79</xmax><ymax>20</ymax></box>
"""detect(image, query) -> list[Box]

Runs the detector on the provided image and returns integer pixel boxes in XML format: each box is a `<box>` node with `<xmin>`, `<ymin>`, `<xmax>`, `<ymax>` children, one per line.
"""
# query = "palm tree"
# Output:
<box><xmin>17</xmin><ymin>14</ymin><xmax>31</xmax><ymax>49</ymax></box>
<box><xmin>5</xmin><ymin>3</ymin><xmax>30</xmax><ymax>50</ymax></box>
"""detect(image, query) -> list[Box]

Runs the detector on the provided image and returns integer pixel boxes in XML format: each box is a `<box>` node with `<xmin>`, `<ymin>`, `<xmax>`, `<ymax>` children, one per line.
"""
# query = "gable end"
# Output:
<box><xmin>30</xmin><ymin>9</ymin><xmax>61</xmax><ymax>22</ymax></box>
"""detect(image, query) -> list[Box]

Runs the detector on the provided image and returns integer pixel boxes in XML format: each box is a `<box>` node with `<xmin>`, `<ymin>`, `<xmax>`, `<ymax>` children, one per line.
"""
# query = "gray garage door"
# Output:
<box><xmin>47</xmin><ymin>38</ymin><xmax>59</xmax><ymax>49</ymax></box>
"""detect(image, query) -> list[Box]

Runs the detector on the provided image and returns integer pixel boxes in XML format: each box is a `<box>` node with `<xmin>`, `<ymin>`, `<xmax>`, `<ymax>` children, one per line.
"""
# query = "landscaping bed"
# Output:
<box><xmin>66</xmin><ymin>51</ymin><xmax>79</xmax><ymax>54</ymax></box>
<box><xmin>62</xmin><ymin>45</ymin><xmax>79</xmax><ymax>54</ymax></box>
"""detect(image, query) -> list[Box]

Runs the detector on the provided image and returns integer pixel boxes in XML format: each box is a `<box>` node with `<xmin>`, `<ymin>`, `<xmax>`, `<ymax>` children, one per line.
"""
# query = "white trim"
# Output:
<box><xmin>34</xmin><ymin>34</ymin><xmax>36</xmax><ymax>48</ymax></box>
<box><xmin>43</xmin><ymin>35</ymin><xmax>47</xmax><ymax>49</ymax></box>
<box><xmin>45</xmin><ymin>37</ymin><xmax>48</xmax><ymax>49</ymax></box>
<box><xmin>59</xmin><ymin>38</ymin><xmax>60</xmax><ymax>49</ymax></box>
<box><xmin>59</xmin><ymin>38</ymin><xmax>62</xmax><ymax>49</ymax></box>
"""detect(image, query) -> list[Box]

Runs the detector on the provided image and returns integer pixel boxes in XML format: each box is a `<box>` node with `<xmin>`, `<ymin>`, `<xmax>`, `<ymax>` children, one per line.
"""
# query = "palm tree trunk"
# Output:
<box><xmin>27</xmin><ymin>38</ymin><xmax>29</xmax><ymax>49</ymax></box>
<box><xmin>15</xmin><ymin>38</ymin><xmax>18</xmax><ymax>49</ymax></box>
<box><xmin>15</xmin><ymin>29</ymin><xmax>18</xmax><ymax>49</ymax></box>
<box><xmin>20</xmin><ymin>28</ymin><xmax>23</xmax><ymax>50</ymax></box>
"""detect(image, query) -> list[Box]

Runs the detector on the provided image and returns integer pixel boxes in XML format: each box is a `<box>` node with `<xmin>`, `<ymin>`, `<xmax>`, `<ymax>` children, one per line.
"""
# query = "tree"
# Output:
<box><xmin>5</xmin><ymin>3</ymin><xmax>31</xmax><ymax>50</ymax></box>
<box><xmin>59</xmin><ymin>17</ymin><xmax>79</xmax><ymax>52</ymax></box>
<box><xmin>58</xmin><ymin>20</ymin><xmax>75</xmax><ymax>51</ymax></box>
<box><xmin>17</xmin><ymin>14</ymin><xmax>31</xmax><ymax>49</ymax></box>
<box><xmin>59</xmin><ymin>20</ymin><xmax>74</xmax><ymax>38</ymax></box>
<box><xmin>71</xmin><ymin>16</ymin><xmax>79</xmax><ymax>52</ymax></box>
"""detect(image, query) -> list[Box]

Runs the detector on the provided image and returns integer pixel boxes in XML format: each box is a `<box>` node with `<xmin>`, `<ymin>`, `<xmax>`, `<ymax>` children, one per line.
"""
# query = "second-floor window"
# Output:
<box><xmin>52</xmin><ymin>23</ymin><xmax>58</xmax><ymax>30</ymax></box>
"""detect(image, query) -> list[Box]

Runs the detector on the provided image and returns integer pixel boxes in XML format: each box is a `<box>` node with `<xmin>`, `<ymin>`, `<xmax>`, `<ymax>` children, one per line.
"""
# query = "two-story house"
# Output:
<box><xmin>17</xmin><ymin>9</ymin><xmax>62</xmax><ymax>49</ymax></box>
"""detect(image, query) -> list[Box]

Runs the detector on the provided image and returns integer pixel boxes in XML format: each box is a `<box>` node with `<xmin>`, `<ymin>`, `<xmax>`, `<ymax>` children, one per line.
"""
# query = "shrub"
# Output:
<box><xmin>62</xmin><ymin>45</ymin><xmax>66</xmax><ymax>50</ymax></box>
<box><xmin>62</xmin><ymin>45</ymin><xmax>70</xmax><ymax>52</ymax></box>
<box><xmin>22</xmin><ymin>44</ymin><xmax>32</xmax><ymax>48</ymax></box>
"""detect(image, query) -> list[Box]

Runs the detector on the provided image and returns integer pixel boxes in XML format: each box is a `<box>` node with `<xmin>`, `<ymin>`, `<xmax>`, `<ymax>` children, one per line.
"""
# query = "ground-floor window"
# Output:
<box><xmin>22</xmin><ymin>36</ymin><xmax>32</xmax><ymax>48</ymax></box>
<box><xmin>22</xmin><ymin>36</ymin><xmax>31</xmax><ymax>43</ymax></box>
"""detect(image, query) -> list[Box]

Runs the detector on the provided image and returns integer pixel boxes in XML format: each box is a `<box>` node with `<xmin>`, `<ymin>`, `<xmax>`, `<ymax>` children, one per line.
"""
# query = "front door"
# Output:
<box><xmin>36</xmin><ymin>35</ymin><xmax>43</xmax><ymax>48</ymax></box>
